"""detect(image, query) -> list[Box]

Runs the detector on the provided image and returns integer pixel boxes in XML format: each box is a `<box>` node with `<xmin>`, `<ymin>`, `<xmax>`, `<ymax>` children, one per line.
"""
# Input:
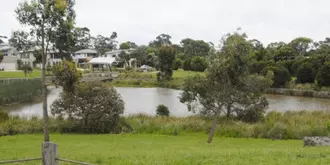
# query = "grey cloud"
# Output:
<box><xmin>1</xmin><ymin>0</ymin><xmax>330</xmax><ymax>46</ymax></box>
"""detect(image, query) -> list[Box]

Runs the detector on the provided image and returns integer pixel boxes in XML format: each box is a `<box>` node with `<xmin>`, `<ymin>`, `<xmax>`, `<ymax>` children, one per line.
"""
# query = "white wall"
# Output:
<box><xmin>0</xmin><ymin>63</ymin><xmax>17</xmax><ymax>71</ymax></box>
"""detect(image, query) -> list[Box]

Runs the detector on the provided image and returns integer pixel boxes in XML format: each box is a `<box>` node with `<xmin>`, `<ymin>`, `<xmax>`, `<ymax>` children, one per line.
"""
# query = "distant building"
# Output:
<box><xmin>34</xmin><ymin>50</ymin><xmax>68</xmax><ymax>68</ymax></box>
<box><xmin>74</xmin><ymin>49</ymin><xmax>97</xmax><ymax>67</ymax></box>
<box><xmin>104</xmin><ymin>48</ymin><xmax>135</xmax><ymax>65</ymax></box>
<box><xmin>0</xmin><ymin>43</ymin><xmax>19</xmax><ymax>70</ymax></box>
<box><xmin>47</xmin><ymin>50</ymin><xmax>65</xmax><ymax>67</ymax></box>
<box><xmin>19</xmin><ymin>50</ymin><xmax>36</xmax><ymax>68</ymax></box>
<box><xmin>0</xmin><ymin>44</ymin><xmax>69</xmax><ymax>71</ymax></box>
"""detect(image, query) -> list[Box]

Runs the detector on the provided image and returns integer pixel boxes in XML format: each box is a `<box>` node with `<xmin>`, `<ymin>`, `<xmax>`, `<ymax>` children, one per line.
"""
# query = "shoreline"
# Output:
<box><xmin>266</xmin><ymin>88</ymin><xmax>330</xmax><ymax>99</ymax></box>
<box><xmin>111</xmin><ymin>82</ymin><xmax>330</xmax><ymax>99</ymax></box>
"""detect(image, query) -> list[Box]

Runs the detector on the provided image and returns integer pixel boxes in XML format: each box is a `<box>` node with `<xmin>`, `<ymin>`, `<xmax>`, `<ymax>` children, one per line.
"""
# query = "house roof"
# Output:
<box><xmin>0</xmin><ymin>46</ymin><xmax>12</xmax><ymax>51</ymax></box>
<box><xmin>0</xmin><ymin>43</ymin><xmax>13</xmax><ymax>51</ymax></box>
<box><xmin>75</xmin><ymin>49</ymin><xmax>97</xmax><ymax>54</ymax></box>
<box><xmin>0</xmin><ymin>43</ymin><xmax>9</xmax><ymax>47</ymax></box>
<box><xmin>88</xmin><ymin>57</ymin><xmax>115</xmax><ymax>65</ymax></box>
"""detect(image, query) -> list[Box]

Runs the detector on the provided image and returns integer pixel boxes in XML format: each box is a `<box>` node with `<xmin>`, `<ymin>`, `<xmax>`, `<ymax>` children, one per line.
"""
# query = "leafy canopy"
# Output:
<box><xmin>180</xmin><ymin>30</ymin><xmax>271</xmax><ymax>143</ymax></box>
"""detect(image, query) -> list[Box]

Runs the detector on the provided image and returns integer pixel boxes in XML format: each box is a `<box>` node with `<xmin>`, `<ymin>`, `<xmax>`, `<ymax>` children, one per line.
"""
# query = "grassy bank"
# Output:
<box><xmin>266</xmin><ymin>88</ymin><xmax>330</xmax><ymax>99</ymax></box>
<box><xmin>2</xmin><ymin>133</ymin><xmax>330</xmax><ymax>165</ymax></box>
<box><xmin>2</xmin><ymin>111</ymin><xmax>330</xmax><ymax>140</ymax></box>
<box><xmin>110</xmin><ymin>70</ymin><xmax>205</xmax><ymax>88</ymax></box>
<box><xmin>0</xmin><ymin>70</ymin><xmax>41</xmax><ymax>78</ymax></box>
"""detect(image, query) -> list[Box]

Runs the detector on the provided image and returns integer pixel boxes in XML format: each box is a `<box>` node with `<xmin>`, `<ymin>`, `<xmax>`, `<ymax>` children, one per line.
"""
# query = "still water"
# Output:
<box><xmin>4</xmin><ymin>87</ymin><xmax>330</xmax><ymax>117</ymax></box>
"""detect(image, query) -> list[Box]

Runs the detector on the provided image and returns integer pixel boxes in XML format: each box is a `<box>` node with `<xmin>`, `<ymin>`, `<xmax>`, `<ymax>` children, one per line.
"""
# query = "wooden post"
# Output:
<box><xmin>42</xmin><ymin>142</ymin><xmax>58</xmax><ymax>165</ymax></box>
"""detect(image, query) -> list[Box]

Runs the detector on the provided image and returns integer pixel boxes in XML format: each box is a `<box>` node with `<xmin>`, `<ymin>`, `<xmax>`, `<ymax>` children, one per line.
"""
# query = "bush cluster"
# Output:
<box><xmin>182</xmin><ymin>57</ymin><xmax>207</xmax><ymax>72</ymax></box>
<box><xmin>262</xmin><ymin>66</ymin><xmax>291</xmax><ymax>88</ymax></box>
<box><xmin>51</xmin><ymin>82</ymin><xmax>125</xmax><ymax>133</ymax></box>
<box><xmin>156</xmin><ymin>105</ymin><xmax>170</xmax><ymax>117</ymax></box>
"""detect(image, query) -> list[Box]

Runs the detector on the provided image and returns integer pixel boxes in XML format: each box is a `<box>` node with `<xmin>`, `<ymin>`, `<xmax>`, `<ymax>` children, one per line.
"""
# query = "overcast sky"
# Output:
<box><xmin>1</xmin><ymin>0</ymin><xmax>330</xmax><ymax>46</ymax></box>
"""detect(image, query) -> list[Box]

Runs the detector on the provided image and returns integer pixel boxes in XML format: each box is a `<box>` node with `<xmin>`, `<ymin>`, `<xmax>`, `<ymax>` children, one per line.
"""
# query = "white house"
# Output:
<box><xmin>47</xmin><ymin>50</ymin><xmax>65</xmax><ymax>67</ymax></box>
<box><xmin>0</xmin><ymin>42</ymin><xmax>73</xmax><ymax>70</ymax></box>
<box><xmin>20</xmin><ymin>50</ymin><xmax>36</xmax><ymax>68</ymax></box>
<box><xmin>104</xmin><ymin>48</ymin><xmax>135</xmax><ymax>58</ymax></box>
<box><xmin>34</xmin><ymin>50</ymin><xmax>66</xmax><ymax>68</ymax></box>
<box><xmin>0</xmin><ymin>43</ymin><xmax>20</xmax><ymax>70</ymax></box>
<box><xmin>74</xmin><ymin>49</ymin><xmax>97</xmax><ymax>67</ymax></box>
<box><xmin>104</xmin><ymin>48</ymin><xmax>135</xmax><ymax>65</ymax></box>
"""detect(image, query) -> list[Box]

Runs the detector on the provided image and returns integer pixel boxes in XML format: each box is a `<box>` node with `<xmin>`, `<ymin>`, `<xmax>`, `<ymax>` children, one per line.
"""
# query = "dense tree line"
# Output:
<box><xmin>247</xmin><ymin>37</ymin><xmax>330</xmax><ymax>88</ymax></box>
<box><xmin>126</xmin><ymin>33</ymin><xmax>330</xmax><ymax>87</ymax></box>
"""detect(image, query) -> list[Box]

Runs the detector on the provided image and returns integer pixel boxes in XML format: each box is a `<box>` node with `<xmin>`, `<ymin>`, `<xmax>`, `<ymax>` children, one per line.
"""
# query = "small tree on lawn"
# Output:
<box><xmin>51</xmin><ymin>82</ymin><xmax>125</xmax><ymax>133</ymax></box>
<box><xmin>15</xmin><ymin>0</ymin><xmax>76</xmax><ymax>142</ymax></box>
<box><xmin>180</xmin><ymin>31</ymin><xmax>270</xmax><ymax>143</ymax></box>
<box><xmin>21</xmin><ymin>64</ymin><xmax>33</xmax><ymax>78</ymax></box>
<box><xmin>157</xmin><ymin>45</ymin><xmax>176</xmax><ymax>81</ymax></box>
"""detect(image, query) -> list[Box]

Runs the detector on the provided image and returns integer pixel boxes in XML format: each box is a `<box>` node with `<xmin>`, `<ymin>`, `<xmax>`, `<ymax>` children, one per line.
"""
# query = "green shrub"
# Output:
<box><xmin>316</xmin><ymin>62</ymin><xmax>330</xmax><ymax>87</ymax></box>
<box><xmin>183</xmin><ymin>58</ymin><xmax>192</xmax><ymax>71</ymax></box>
<box><xmin>173</xmin><ymin>58</ymin><xmax>183</xmax><ymax>70</ymax></box>
<box><xmin>249</xmin><ymin>60</ymin><xmax>268</xmax><ymax>74</ymax></box>
<box><xmin>236</xmin><ymin>106</ymin><xmax>266</xmax><ymax>123</ymax></box>
<box><xmin>263</xmin><ymin>66</ymin><xmax>291</xmax><ymax>88</ymax></box>
<box><xmin>52</xmin><ymin>60</ymin><xmax>82</xmax><ymax>93</ymax></box>
<box><xmin>190</xmin><ymin>56</ymin><xmax>208</xmax><ymax>72</ymax></box>
<box><xmin>296</xmin><ymin>63</ymin><xmax>316</xmax><ymax>83</ymax></box>
<box><xmin>0</xmin><ymin>112</ymin><xmax>9</xmax><ymax>122</ymax></box>
<box><xmin>156</xmin><ymin>104</ymin><xmax>170</xmax><ymax>117</ymax></box>
<box><xmin>278</xmin><ymin>60</ymin><xmax>295</xmax><ymax>75</ymax></box>
<box><xmin>51</xmin><ymin>82</ymin><xmax>125</xmax><ymax>133</ymax></box>
<box><xmin>17</xmin><ymin>60</ymin><xmax>23</xmax><ymax>70</ymax></box>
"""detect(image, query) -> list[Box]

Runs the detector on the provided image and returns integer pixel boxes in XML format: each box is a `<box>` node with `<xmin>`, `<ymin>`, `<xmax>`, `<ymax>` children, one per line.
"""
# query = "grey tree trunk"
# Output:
<box><xmin>41</xmin><ymin>22</ymin><xmax>49</xmax><ymax>143</ymax></box>
<box><xmin>207</xmin><ymin>114</ymin><xmax>218</xmax><ymax>144</ymax></box>
<box><xmin>226</xmin><ymin>104</ymin><xmax>232</xmax><ymax>120</ymax></box>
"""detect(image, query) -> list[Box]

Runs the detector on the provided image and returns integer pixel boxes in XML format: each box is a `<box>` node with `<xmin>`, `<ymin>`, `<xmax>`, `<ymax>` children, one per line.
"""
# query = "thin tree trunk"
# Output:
<box><xmin>207</xmin><ymin>111</ymin><xmax>219</xmax><ymax>144</ymax></box>
<box><xmin>41</xmin><ymin>21</ymin><xmax>49</xmax><ymax>142</ymax></box>
<box><xmin>226</xmin><ymin>104</ymin><xmax>231</xmax><ymax>120</ymax></box>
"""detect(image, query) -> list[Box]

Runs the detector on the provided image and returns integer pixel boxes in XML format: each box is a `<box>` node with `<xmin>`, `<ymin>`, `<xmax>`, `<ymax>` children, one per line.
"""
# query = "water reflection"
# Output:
<box><xmin>3</xmin><ymin>87</ymin><xmax>330</xmax><ymax>118</ymax></box>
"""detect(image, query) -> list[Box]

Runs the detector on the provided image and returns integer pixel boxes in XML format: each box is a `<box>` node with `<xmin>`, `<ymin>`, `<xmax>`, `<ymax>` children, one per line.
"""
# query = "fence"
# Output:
<box><xmin>0</xmin><ymin>142</ymin><xmax>95</xmax><ymax>165</ymax></box>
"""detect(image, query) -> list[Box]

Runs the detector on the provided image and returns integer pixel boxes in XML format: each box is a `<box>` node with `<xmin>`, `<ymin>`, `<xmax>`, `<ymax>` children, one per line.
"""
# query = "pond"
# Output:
<box><xmin>4</xmin><ymin>87</ymin><xmax>330</xmax><ymax>117</ymax></box>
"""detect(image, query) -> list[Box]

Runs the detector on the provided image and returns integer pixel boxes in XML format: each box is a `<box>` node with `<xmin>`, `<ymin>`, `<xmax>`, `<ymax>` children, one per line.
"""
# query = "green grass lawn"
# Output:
<box><xmin>1</xmin><ymin>133</ymin><xmax>330</xmax><ymax>165</ymax></box>
<box><xmin>111</xmin><ymin>70</ymin><xmax>205</xmax><ymax>88</ymax></box>
<box><xmin>0</xmin><ymin>70</ymin><xmax>41</xmax><ymax>78</ymax></box>
<box><xmin>172</xmin><ymin>69</ymin><xmax>205</xmax><ymax>78</ymax></box>
<box><xmin>146</xmin><ymin>69</ymin><xmax>205</xmax><ymax>79</ymax></box>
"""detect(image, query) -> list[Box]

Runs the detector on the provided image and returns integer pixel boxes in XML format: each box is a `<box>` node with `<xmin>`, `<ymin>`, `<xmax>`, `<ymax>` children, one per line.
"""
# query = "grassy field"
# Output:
<box><xmin>1</xmin><ymin>133</ymin><xmax>330</xmax><ymax>165</ymax></box>
<box><xmin>0</xmin><ymin>70</ymin><xmax>41</xmax><ymax>78</ymax></box>
<box><xmin>171</xmin><ymin>70</ymin><xmax>205</xmax><ymax>78</ymax></box>
<box><xmin>111</xmin><ymin>70</ymin><xmax>205</xmax><ymax>88</ymax></box>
